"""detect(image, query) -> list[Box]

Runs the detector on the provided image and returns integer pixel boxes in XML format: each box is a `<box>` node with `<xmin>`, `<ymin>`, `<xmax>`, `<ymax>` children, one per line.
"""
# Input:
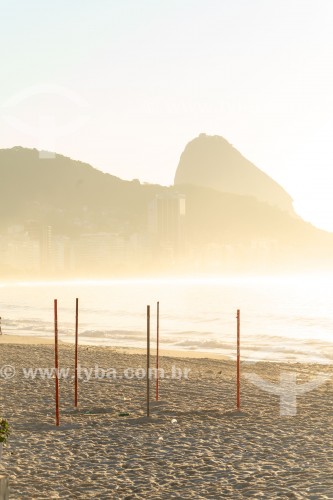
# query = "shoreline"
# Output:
<box><xmin>0</xmin><ymin>333</ymin><xmax>305</xmax><ymax>364</ymax></box>
<box><xmin>2</xmin><ymin>333</ymin><xmax>332</xmax><ymax>364</ymax></box>
<box><xmin>0</xmin><ymin>333</ymin><xmax>230</xmax><ymax>359</ymax></box>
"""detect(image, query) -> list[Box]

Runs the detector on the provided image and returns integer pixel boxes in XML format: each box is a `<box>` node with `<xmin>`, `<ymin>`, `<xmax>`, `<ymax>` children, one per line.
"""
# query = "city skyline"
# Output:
<box><xmin>1</xmin><ymin>143</ymin><xmax>332</xmax><ymax>279</ymax></box>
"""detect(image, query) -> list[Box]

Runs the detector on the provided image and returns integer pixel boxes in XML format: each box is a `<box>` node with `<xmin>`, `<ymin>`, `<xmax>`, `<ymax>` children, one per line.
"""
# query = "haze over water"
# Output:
<box><xmin>1</xmin><ymin>274</ymin><xmax>333</xmax><ymax>364</ymax></box>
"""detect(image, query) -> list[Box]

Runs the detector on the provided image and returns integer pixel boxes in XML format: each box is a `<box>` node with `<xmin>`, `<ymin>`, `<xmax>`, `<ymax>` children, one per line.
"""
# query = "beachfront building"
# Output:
<box><xmin>148</xmin><ymin>193</ymin><xmax>186</xmax><ymax>267</ymax></box>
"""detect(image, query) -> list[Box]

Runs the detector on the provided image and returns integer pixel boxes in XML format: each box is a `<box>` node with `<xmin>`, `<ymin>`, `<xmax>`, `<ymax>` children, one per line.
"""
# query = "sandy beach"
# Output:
<box><xmin>1</xmin><ymin>335</ymin><xmax>333</xmax><ymax>499</ymax></box>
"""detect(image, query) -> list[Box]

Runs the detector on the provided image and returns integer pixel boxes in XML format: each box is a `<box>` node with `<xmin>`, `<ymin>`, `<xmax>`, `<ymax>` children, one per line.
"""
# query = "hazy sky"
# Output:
<box><xmin>1</xmin><ymin>0</ymin><xmax>333</xmax><ymax>231</ymax></box>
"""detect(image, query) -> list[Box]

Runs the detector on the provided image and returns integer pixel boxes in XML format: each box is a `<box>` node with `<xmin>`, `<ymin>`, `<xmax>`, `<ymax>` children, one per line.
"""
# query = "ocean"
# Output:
<box><xmin>1</xmin><ymin>275</ymin><xmax>333</xmax><ymax>363</ymax></box>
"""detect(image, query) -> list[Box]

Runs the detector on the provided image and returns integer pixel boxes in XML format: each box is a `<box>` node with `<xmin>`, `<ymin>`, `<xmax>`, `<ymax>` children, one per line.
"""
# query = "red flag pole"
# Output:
<box><xmin>54</xmin><ymin>299</ymin><xmax>60</xmax><ymax>426</ymax></box>
<box><xmin>236</xmin><ymin>309</ymin><xmax>241</xmax><ymax>411</ymax></box>
<box><xmin>156</xmin><ymin>301</ymin><xmax>160</xmax><ymax>401</ymax></box>
<box><xmin>147</xmin><ymin>305</ymin><xmax>150</xmax><ymax>417</ymax></box>
<box><xmin>74</xmin><ymin>298</ymin><xmax>79</xmax><ymax>408</ymax></box>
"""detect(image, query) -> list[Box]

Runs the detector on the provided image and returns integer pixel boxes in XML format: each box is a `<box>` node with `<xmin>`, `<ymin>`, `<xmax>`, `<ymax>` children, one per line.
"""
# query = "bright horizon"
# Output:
<box><xmin>1</xmin><ymin>0</ymin><xmax>333</xmax><ymax>231</ymax></box>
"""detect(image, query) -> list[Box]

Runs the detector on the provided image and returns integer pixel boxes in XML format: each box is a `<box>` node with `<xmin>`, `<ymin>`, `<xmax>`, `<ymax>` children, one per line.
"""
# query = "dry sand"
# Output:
<box><xmin>0</xmin><ymin>335</ymin><xmax>333</xmax><ymax>499</ymax></box>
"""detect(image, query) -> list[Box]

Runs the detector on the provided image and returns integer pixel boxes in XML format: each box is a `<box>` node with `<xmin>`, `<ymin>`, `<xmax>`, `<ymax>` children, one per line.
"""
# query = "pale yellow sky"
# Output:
<box><xmin>1</xmin><ymin>0</ymin><xmax>333</xmax><ymax>231</ymax></box>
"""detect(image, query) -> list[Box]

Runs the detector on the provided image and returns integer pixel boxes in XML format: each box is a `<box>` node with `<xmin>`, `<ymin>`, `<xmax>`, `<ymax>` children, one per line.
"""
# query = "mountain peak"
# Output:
<box><xmin>174</xmin><ymin>134</ymin><xmax>294</xmax><ymax>214</ymax></box>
